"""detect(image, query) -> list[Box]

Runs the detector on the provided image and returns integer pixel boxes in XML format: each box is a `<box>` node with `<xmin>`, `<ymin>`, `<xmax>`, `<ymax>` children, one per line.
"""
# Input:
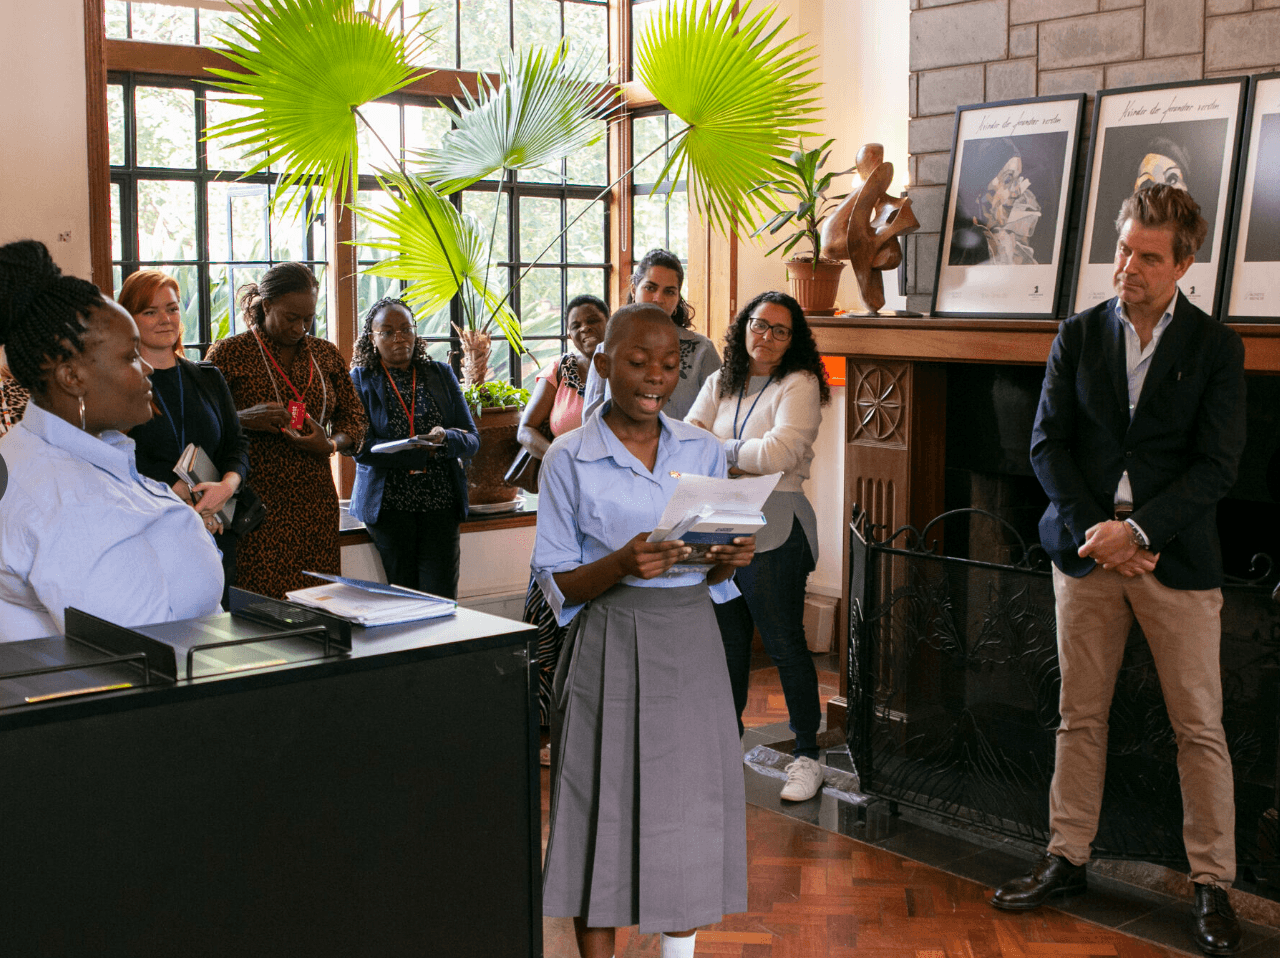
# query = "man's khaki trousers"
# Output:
<box><xmin>1047</xmin><ymin>565</ymin><xmax>1236</xmax><ymax>886</ymax></box>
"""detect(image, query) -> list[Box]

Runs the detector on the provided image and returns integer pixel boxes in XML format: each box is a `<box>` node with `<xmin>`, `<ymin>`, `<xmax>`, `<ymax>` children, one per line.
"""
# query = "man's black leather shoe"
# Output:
<box><xmin>1192</xmin><ymin>883</ymin><xmax>1241</xmax><ymax>955</ymax></box>
<box><xmin>990</xmin><ymin>853</ymin><xmax>1087</xmax><ymax>911</ymax></box>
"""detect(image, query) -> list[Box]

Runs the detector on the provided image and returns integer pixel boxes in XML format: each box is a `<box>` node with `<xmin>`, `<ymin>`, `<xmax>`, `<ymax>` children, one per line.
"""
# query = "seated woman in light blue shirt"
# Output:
<box><xmin>0</xmin><ymin>240</ymin><xmax>223</xmax><ymax>641</ymax></box>
<box><xmin>534</xmin><ymin>304</ymin><xmax>754</xmax><ymax>958</ymax></box>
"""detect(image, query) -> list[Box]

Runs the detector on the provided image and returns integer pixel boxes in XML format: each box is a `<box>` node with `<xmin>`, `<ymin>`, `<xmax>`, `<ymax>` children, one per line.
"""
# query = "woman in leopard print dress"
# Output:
<box><xmin>206</xmin><ymin>264</ymin><xmax>366</xmax><ymax>599</ymax></box>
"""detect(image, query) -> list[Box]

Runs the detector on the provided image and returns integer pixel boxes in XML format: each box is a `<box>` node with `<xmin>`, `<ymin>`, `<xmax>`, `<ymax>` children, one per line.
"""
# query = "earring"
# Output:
<box><xmin>78</xmin><ymin>395</ymin><xmax>87</xmax><ymax>431</ymax></box>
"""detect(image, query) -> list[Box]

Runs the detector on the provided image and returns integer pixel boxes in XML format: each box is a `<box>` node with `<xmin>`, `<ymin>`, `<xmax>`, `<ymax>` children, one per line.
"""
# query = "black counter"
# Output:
<box><xmin>0</xmin><ymin>607</ymin><xmax>540</xmax><ymax>957</ymax></box>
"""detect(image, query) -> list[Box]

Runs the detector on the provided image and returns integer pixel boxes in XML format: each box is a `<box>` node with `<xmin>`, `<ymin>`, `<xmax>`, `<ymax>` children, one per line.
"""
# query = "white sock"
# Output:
<box><xmin>661</xmin><ymin>931</ymin><xmax>696</xmax><ymax>958</ymax></box>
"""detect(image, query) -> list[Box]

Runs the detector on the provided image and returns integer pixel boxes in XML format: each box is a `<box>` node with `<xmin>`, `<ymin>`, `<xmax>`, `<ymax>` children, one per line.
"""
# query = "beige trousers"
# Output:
<box><xmin>1047</xmin><ymin>565</ymin><xmax>1236</xmax><ymax>885</ymax></box>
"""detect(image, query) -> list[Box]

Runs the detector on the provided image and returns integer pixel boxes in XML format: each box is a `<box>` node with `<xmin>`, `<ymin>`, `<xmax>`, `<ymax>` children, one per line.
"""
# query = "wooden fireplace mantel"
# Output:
<box><xmin>808</xmin><ymin>316</ymin><xmax>1280</xmax><ymax>371</ymax></box>
<box><xmin>813</xmin><ymin>314</ymin><xmax>1280</xmax><ymax>715</ymax></box>
<box><xmin>810</xmin><ymin>315</ymin><xmax>1280</xmax><ymax>372</ymax></box>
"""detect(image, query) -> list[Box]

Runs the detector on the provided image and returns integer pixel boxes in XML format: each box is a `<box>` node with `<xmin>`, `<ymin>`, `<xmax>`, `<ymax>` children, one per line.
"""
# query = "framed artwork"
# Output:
<box><xmin>1221</xmin><ymin>72</ymin><xmax>1280</xmax><ymax>322</ymax></box>
<box><xmin>1069</xmin><ymin>76</ymin><xmax>1248</xmax><ymax>317</ymax></box>
<box><xmin>931</xmin><ymin>94</ymin><xmax>1085</xmax><ymax>318</ymax></box>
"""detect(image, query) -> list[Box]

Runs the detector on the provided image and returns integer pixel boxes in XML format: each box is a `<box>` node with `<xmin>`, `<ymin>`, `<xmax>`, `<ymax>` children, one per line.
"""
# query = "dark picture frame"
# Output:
<box><xmin>931</xmin><ymin>94</ymin><xmax>1085</xmax><ymax>319</ymax></box>
<box><xmin>1069</xmin><ymin>76</ymin><xmax>1248</xmax><ymax>318</ymax></box>
<box><xmin>1221</xmin><ymin>72</ymin><xmax>1280</xmax><ymax>323</ymax></box>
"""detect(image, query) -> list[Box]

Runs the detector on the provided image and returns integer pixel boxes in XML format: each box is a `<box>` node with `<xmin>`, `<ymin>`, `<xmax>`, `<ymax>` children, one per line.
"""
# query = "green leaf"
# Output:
<box><xmin>635</xmin><ymin>0</ymin><xmax>820</xmax><ymax>235</ymax></box>
<box><xmin>416</xmin><ymin>40</ymin><xmax>619</xmax><ymax>195</ymax></box>
<box><xmin>357</xmin><ymin>173</ymin><xmax>522</xmax><ymax>351</ymax></box>
<box><xmin>204</xmin><ymin>0</ymin><xmax>431</xmax><ymax>218</ymax></box>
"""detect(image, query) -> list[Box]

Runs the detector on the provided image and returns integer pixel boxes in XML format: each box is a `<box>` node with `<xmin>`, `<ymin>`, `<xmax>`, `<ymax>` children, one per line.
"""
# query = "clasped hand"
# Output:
<box><xmin>1078</xmin><ymin>519</ymin><xmax>1159</xmax><ymax>577</ymax></box>
<box><xmin>282</xmin><ymin>415</ymin><xmax>333</xmax><ymax>458</ymax></box>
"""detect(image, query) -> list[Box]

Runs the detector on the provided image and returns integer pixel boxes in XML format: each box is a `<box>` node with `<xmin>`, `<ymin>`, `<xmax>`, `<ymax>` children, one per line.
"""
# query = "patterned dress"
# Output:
<box><xmin>206</xmin><ymin>331</ymin><xmax>366</xmax><ymax>599</ymax></box>
<box><xmin>0</xmin><ymin>379</ymin><xmax>29</xmax><ymax>438</ymax></box>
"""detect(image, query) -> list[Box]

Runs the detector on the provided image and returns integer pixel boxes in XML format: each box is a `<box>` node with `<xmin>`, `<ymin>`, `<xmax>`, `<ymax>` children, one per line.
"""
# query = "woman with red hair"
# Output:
<box><xmin>119</xmin><ymin>270</ymin><xmax>250</xmax><ymax>606</ymax></box>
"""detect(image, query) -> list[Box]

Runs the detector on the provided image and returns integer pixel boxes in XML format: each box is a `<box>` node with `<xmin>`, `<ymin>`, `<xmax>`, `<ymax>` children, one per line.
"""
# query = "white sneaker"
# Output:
<box><xmin>780</xmin><ymin>756</ymin><xmax>824</xmax><ymax>801</ymax></box>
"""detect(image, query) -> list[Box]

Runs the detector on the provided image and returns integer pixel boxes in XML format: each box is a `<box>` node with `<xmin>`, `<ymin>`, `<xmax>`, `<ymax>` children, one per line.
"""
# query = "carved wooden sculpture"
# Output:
<box><xmin>819</xmin><ymin>143</ymin><xmax>919</xmax><ymax>313</ymax></box>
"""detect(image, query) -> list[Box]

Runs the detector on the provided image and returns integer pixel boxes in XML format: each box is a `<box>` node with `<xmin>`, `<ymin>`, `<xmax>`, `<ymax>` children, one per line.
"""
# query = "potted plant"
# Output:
<box><xmin>205</xmin><ymin>0</ymin><xmax>820</xmax><ymax>497</ymax></box>
<box><xmin>751</xmin><ymin>137</ymin><xmax>851</xmax><ymax>314</ymax></box>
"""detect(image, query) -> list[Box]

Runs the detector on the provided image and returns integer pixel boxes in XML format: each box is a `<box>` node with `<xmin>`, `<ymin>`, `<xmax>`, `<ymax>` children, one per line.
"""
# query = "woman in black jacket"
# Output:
<box><xmin>120</xmin><ymin>270</ymin><xmax>250</xmax><ymax>606</ymax></box>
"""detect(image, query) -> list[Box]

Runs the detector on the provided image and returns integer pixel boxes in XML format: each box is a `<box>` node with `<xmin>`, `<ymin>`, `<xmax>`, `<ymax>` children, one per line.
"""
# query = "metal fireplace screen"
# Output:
<box><xmin>847</xmin><ymin>509</ymin><xmax>1280</xmax><ymax>874</ymax></box>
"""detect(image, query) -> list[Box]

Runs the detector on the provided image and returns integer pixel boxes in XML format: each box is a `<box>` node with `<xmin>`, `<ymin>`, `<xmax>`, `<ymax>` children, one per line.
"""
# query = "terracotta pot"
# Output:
<box><xmin>467</xmin><ymin>405</ymin><xmax>523</xmax><ymax>506</ymax></box>
<box><xmin>786</xmin><ymin>259</ymin><xmax>845</xmax><ymax>315</ymax></box>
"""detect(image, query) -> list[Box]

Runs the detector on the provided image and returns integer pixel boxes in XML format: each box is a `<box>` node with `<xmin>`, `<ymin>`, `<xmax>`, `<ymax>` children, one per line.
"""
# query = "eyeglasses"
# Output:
<box><xmin>747</xmin><ymin>317</ymin><xmax>792</xmax><ymax>341</ymax></box>
<box><xmin>375</xmin><ymin>329</ymin><xmax>415</xmax><ymax>341</ymax></box>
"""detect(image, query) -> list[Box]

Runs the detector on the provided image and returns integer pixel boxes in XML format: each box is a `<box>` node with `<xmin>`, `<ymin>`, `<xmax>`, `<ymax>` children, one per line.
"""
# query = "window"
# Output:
<box><xmin>108</xmin><ymin>73</ymin><xmax>328</xmax><ymax>354</ymax></box>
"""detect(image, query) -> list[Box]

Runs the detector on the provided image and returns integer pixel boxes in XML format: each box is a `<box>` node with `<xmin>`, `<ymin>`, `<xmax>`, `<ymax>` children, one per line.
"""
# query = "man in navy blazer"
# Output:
<box><xmin>990</xmin><ymin>186</ymin><xmax>1246</xmax><ymax>956</ymax></box>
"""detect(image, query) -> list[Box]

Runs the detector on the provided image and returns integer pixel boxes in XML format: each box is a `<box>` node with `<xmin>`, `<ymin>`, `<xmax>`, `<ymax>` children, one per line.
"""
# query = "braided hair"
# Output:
<box><xmin>718</xmin><ymin>290</ymin><xmax>831</xmax><ymax>405</ymax></box>
<box><xmin>0</xmin><ymin>240</ymin><xmax>105</xmax><ymax>394</ymax></box>
<box><xmin>628</xmin><ymin>249</ymin><xmax>695</xmax><ymax>329</ymax></box>
<box><xmin>352</xmin><ymin>297</ymin><xmax>432</xmax><ymax>373</ymax></box>
<box><xmin>237</xmin><ymin>262</ymin><xmax>319</xmax><ymax>329</ymax></box>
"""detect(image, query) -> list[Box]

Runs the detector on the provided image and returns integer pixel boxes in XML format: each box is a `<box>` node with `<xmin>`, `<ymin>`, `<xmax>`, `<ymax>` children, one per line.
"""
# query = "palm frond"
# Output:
<box><xmin>636</xmin><ymin>0</ymin><xmax>820</xmax><ymax>234</ymax></box>
<box><xmin>358</xmin><ymin>174</ymin><xmax>522</xmax><ymax>350</ymax></box>
<box><xmin>416</xmin><ymin>40</ymin><xmax>619</xmax><ymax>195</ymax></box>
<box><xmin>205</xmin><ymin>0</ymin><xmax>431</xmax><ymax>218</ymax></box>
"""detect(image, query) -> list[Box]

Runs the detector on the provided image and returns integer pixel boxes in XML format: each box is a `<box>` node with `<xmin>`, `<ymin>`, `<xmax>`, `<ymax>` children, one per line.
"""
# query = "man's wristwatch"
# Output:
<box><xmin>1123</xmin><ymin>518</ymin><xmax>1147</xmax><ymax>550</ymax></box>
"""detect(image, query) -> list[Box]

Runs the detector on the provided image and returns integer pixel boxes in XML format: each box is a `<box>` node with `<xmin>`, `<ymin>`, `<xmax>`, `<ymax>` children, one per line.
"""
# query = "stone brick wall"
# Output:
<box><xmin>905</xmin><ymin>0</ymin><xmax>1280</xmax><ymax>314</ymax></box>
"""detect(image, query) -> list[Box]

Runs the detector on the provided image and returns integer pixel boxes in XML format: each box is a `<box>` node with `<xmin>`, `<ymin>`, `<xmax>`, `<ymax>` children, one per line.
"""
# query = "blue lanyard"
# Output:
<box><xmin>733</xmin><ymin>375</ymin><xmax>773</xmax><ymax>440</ymax></box>
<box><xmin>153</xmin><ymin>365</ymin><xmax>186</xmax><ymax>452</ymax></box>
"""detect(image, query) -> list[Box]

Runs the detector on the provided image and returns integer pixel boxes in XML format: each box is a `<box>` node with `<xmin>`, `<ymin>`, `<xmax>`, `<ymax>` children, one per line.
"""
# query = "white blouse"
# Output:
<box><xmin>0</xmin><ymin>403</ymin><xmax>224</xmax><ymax>641</ymax></box>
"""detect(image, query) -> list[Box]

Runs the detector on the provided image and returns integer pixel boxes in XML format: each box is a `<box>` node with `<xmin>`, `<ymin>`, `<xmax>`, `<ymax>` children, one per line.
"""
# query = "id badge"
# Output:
<box><xmin>287</xmin><ymin>400</ymin><xmax>306</xmax><ymax>430</ymax></box>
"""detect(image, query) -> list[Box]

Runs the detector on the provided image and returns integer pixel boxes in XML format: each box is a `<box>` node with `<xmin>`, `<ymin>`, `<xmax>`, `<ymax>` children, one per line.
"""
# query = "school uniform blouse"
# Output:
<box><xmin>581</xmin><ymin>326</ymin><xmax>722</xmax><ymax>422</ymax></box>
<box><xmin>0</xmin><ymin>403</ymin><xmax>224</xmax><ymax>641</ymax></box>
<box><xmin>686</xmin><ymin>369</ymin><xmax>823</xmax><ymax>556</ymax></box>
<box><xmin>532</xmin><ymin>406</ymin><xmax>741</xmax><ymax>627</ymax></box>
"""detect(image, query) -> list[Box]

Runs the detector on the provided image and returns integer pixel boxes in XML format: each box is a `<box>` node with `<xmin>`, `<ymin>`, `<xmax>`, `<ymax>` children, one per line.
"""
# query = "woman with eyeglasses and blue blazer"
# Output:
<box><xmin>348</xmin><ymin>298</ymin><xmax>479</xmax><ymax>599</ymax></box>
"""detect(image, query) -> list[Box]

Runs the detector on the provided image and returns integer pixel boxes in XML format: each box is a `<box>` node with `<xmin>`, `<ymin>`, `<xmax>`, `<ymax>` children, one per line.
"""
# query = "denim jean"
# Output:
<box><xmin>364</xmin><ymin>506</ymin><xmax>461</xmax><ymax>599</ymax></box>
<box><xmin>715</xmin><ymin>516</ymin><xmax>820</xmax><ymax>759</ymax></box>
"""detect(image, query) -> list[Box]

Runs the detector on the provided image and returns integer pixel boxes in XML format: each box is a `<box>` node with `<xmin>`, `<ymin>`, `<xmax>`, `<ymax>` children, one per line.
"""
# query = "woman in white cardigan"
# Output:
<box><xmin>687</xmin><ymin>290</ymin><xmax>832</xmax><ymax>802</ymax></box>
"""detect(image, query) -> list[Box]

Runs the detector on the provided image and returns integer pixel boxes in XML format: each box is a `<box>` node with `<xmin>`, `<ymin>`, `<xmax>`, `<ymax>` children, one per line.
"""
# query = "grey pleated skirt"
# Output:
<box><xmin>542</xmin><ymin>583</ymin><xmax>748</xmax><ymax>934</ymax></box>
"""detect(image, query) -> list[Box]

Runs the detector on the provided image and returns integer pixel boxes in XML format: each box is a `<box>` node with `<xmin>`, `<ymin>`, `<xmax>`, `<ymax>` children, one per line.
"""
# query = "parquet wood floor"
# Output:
<box><xmin>539</xmin><ymin>654</ymin><xmax>1185</xmax><ymax>958</ymax></box>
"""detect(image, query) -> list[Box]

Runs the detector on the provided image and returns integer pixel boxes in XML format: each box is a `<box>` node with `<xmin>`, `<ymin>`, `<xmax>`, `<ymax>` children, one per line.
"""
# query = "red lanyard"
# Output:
<box><xmin>253</xmin><ymin>328</ymin><xmax>314</xmax><ymax>403</ymax></box>
<box><xmin>382</xmin><ymin>363</ymin><xmax>417</xmax><ymax>435</ymax></box>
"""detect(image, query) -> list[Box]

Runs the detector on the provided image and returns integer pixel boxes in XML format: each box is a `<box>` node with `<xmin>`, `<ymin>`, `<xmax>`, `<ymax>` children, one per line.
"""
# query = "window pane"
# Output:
<box><xmin>108</xmin><ymin>84</ymin><xmax>125</xmax><ymax>166</ymax></box>
<box><xmin>356</xmin><ymin>273</ymin><xmax>403</xmax><ymax>328</ymax></box>
<box><xmin>632</xmin><ymin>114</ymin><xmax>669</xmax><ymax>186</ymax></box>
<box><xmin>665</xmin><ymin>189</ymin><xmax>689</xmax><ymax>261</ymax></box>
<box><xmin>113</xmin><ymin>265</ymin><xmax>123</xmax><ymax>296</ymax></box>
<box><xmin>463</xmin><ymin>190</ymin><xmax>509</xmax><ymax>263</ymax></box>
<box><xmin>631</xmin><ymin>0</ymin><xmax>666</xmax><ymax>80</ymax></box>
<box><xmin>413</xmin><ymin>0</ymin><xmax>457</xmax><ymax>68</ymax></box>
<box><xmin>632</xmin><ymin>190</ymin><xmax>668</xmax><ymax>259</ymax></box>
<box><xmin>129</xmin><ymin>1</ymin><xmax>195</xmax><ymax>45</ymax></box>
<box><xmin>355</xmin><ymin>189</ymin><xmax>398</xmax><ymax>262</ymax></box>
<box><xmin>356</xmin><ymin>100</ymin><xmax>402</xmax><ymax>174</ymax></box>
<box><xmin>311</xmin><ymin>265</ymin><xmax>329</xmax><ymax>341</ymax></box>
<box><xmin>208</xmin><ymin>181</ymin><xmax>269</xmax><ymax>262</ymax></box>
<box><xmin>110</xmin><ymin>182</ymin><xmax>122</xmax><ymax>261</ymax></box>
<box><xmin>271</xmin><ymin>189</ymin><xmax>320</xmax><ymax>261</ymax></box>
<box><xmin>136</xmin><ymin>86</ymin><xmax>196</xmax><ymax>170</ymax></box>
<box><xmin>137</xmin><ymin>179</ymin><xmax>198</xmax><ymax>261</ymax></box>
<box><xmin>199</xmin><ymin>9</ymin><xmax>247</xmax><ymax>48</ymax></box>
<box><xmin>513</xmin><ymin>0</ymin><xmax>560</xmax><ymax>51</ymax></box>
<box><xmin>106</xmin><ymin>1</ymin><xmax>128</xmax><ymax>38</ymax></box>
<box><xmin>415</xmin><ymin>303</ymin><xmax>453</xmax><ymax>340</ymax></box>
<box><xmin>460</xmin><ymin>0</ymin><xmax>508</xmax><ymax>72</ymax></box>
<box><xmin>566</xmin><ymin>267</ymin><xmax>607</xmax><ymax>305</ymax></box>
<box><xmin>564</xmin><ymin>121</ymin><xmax>606</xmax><ymax>186</ymax></box>
<box><xmin>519</xmin><ymin>267</ymin><xmax>563</xmax><ymax>340</ymax></box>
<box><xmin>566</xmin><ymin>198</ymin><xmax>603</xmax><ymax>263</ymax></box>
<box><xmin>565</xmin><ymin>2</ymin><xmax>609</xmax><ymax>82</ymax></box>
<box><xmin>205</xmin><ymin>94</ymin><xmax>267</xmax><ymax>173</ymax></box>
<box><xmin>404</xmin><ymin>104</ymin><xmax>452</xmax><ymax>158</ymax></box>
<box><xmin>519</xmin><ymin>196</ymin><xmax>561</xmax><ymax>264</ymax></box>
<box><xmin>422</xmin><ymin>340</ymin><xmax>451</xmax><ymax>363</ymax></box>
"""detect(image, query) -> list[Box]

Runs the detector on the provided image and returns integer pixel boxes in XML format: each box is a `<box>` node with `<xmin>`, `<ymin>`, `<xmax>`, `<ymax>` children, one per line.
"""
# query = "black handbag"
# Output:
<box><xmin>504</xmin><ymin>447</ymin><xmax>541</xmax><ymax>495</ymax></box>
<box><xmin>227</xmin><ymin>481</ymin><xmax>267</xmax><ymax>537</ymax></box>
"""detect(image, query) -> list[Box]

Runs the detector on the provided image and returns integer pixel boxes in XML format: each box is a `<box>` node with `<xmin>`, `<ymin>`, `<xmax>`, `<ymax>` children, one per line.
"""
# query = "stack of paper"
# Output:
<box><xmin>288</xmin><ymin>574</ymin><xmax>456</xmax><ymax>627</ymax></box>
<box><xmin>648</xmin><ymin>472</ymin><xmax>781</xmax><ymax>568</ymax></box>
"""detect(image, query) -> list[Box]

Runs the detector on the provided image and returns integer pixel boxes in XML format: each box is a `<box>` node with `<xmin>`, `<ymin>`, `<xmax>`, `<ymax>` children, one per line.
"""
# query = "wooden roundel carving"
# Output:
<box><xmin>851</xmin><ymin>363</ymin><xmax>905</xmax><ymax>444</ymax></box>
